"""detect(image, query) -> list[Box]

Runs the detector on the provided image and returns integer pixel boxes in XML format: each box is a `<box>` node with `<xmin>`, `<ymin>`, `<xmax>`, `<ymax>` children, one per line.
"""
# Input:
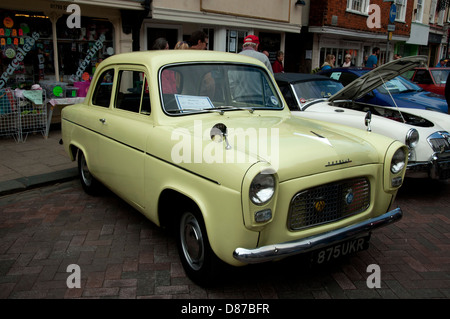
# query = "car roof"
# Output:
<box><xmin>98</xmin><ymin>50</ymin><xmax>268</xmax><ymax>71</ymax></box>
<box><xmin>274</xmin><ymin>72</ymin><xmax>339</xmax><ymax>83</ymax></box>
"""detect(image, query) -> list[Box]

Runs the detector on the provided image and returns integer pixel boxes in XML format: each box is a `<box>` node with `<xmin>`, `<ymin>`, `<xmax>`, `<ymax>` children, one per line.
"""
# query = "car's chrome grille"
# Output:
<box><xmin>428</xmin><ymin>135</ymin><xmax>450</xmax><ymax>153</ymax></box>
<box><xmin>287</xmin><ymin>177</ymin><xmax>370</xmax><ymax>231</ymax></box>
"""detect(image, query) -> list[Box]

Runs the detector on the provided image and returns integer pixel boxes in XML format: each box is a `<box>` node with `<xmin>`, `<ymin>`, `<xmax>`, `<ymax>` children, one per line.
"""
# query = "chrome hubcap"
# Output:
<box><xmin>180</xmin><ymin>212</ymin><xmax>204</xmax><ymax>270</ymax></box>
<box><xmin>80</xmin><ymin>155</ymin><xmax>92</xmax><ymax>187</ymax></box>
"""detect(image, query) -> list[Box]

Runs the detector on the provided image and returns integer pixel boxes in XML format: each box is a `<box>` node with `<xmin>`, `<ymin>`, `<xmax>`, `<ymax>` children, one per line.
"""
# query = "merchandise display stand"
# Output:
<box><xmin>18</xmin><ymin>90</ymin><xmax>47</xmax><ymax>141</ymax></box>
<box><xmin>0</xmin><ymin>88</ymin><xmax>21</xmax><ymax>142</ymax></box>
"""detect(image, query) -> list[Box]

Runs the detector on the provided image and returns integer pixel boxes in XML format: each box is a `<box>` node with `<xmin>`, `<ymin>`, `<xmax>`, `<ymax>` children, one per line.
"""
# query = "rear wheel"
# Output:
<box><xmin>177</xmin><ymin>208</ymin><xmax>223</xmax><ymax>286</ymax></box>
<box><xmin>77</xmin><ymin>151</ymin><xmax>101</xmax><ymax>195</ymax></box>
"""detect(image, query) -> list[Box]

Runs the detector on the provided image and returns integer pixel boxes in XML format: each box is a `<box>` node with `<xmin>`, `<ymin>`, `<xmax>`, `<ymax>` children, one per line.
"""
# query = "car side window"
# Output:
<box><xmin>338</xmin><ymin>73</ymin><xmax>358</xmax><ymax>86</ymax></box>
<box><xmin>277</xmin><ymin>83</ymin><xmax>298</xmax><ymax>111</ymax></box>
<box><xmin>115</xmin><ymin>70</ymin><xmax>151</xmax><ymax>115</ymax></box>
<box><xmin>92</xmin><ymin>69</ymin><xmax>114</xmax><ymax>108</ymax></box>
<box><xmin>414</xmin><ymin>70</ymin><xmax>433</xmax><ymax>84</ymax></box>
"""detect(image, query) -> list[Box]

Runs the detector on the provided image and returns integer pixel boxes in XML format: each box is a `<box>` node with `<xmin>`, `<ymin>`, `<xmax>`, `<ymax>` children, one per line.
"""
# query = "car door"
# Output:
<box><xmin>96</xmin><ymin>67</ymin><xmax>151</xmax><ymax>208</ymax></box>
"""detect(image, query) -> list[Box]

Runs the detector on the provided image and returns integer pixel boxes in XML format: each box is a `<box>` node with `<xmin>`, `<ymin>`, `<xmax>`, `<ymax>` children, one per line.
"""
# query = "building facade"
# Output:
<box><xmin>306</xmin><ymin>0</ymin><xmax>450</xmax><ymax>71</ymax></box>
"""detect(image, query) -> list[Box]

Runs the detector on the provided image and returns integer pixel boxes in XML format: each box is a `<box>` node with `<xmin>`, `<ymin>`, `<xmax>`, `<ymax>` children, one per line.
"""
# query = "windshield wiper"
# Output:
<box><xmin>204</xmin><ymin>106</ymin><xmax>255</xmax><ymax>114</ymax></box>
<box><xmin>167</xmin><ymin>106</ymin><xmax>254</xmax><ymax>115</ymax></box>
<box><xmin>167</xmin><ymin>108</ymin><xmax>226</xmax><ymax>114</ymax></box>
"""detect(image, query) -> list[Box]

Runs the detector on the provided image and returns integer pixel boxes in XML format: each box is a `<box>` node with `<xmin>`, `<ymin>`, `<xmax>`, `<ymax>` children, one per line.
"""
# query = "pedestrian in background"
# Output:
<box><xmin>436</xmin><ymin>58</ymin><xmax>446</xmax><ymax>67</ymax></box>
<box><xmin>321</xmin><ymin>54</ymin><xmax>335</xmax><ymax>71</ymax></box>
<box><xmin>152</xmin><ymin>37</ymin><xmax>169</xmax><ymax>50</ymax></box>
<box><xmin>189</xmin><ymin>31</ymin><xmax>208</xmax><ymax>50</ymax></box>
<box><xmin>272</xmin><ymin>51</ymin><xmax>284</xmax><ymax>73</ymax></box>
<box><xmin>365</xmin><ymin>47</ymin><xmax>380</xmax><ymax>68</ymax></box>
<box><xmin>239</xmin><ymin>35</ymin><xmax>273</xmax><ymax>74</ymax></box>
<box><xmin>341</xmin><ymin>54</ymin><xmax>353</xmax><ymax>67</ymax></box>
<box><xmin>175</xmin><ymin>41</ymin><xmax>189</xmax><ymax>50</ymax></box>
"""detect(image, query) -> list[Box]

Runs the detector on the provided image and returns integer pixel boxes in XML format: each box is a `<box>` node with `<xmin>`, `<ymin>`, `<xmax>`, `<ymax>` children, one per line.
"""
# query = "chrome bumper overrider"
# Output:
<box><xmin>233</xmin><ymin>208</ymin><xmax>403</xmax><ymax>264</ymax></box>
<box><xmin>407</xmin><ymin>152</ymin><xmax>450</xmax><ymax>180</ymax></box>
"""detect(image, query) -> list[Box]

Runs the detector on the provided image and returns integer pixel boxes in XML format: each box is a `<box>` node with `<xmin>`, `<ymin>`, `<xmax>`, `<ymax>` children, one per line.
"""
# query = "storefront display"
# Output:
<box><xmin>0</xmin><ymin>8</ymin><xmax>115</xmax><ymax>140</ymax></box>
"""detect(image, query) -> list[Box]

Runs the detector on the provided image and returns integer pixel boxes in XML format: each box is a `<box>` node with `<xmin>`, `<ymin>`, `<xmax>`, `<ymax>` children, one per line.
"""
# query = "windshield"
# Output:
<box><xmin>430</xmin><ymin>69</ymin><xmax>450</xmax><ymax>84</ymax></box>
<box><xmin>292</xmin><ymin>79</ymin><xmax>343</xmax><ymax>100</ymax></box>
<box><xmin>160</xmin><ymin>63</ymin><xmax>282</xmax><ymax>115</ymax></box>
<box><xmin>376</xmin><ymin>76</ymin><xmax>423</xmax><ymax>94</ymax></box>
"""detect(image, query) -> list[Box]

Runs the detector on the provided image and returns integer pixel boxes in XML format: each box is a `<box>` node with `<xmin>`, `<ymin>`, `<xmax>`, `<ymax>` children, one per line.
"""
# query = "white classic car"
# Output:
<box><xmin>275</xmin><ymin>56</ymin><xmax>450</xmax><ymax>180</ymax></box>
<box><xmin>61</xmin><ymin>50</ymin><xmax>407</xmax><ymax>286</ymax></box>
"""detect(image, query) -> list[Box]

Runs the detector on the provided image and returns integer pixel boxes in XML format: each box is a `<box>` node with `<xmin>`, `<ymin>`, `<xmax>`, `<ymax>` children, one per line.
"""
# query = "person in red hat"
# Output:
<box><xmin>239</xmin><ymin>34</ymin><xmax>273</xmax><ymax>74</ymax></box>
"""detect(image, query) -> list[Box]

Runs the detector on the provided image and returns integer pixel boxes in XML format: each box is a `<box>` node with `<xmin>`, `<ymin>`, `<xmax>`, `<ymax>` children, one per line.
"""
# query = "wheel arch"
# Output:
<box><xmin>157</xmin><ymin>188</ymin><xmax>202</xmax><ymax>232</ymax></box>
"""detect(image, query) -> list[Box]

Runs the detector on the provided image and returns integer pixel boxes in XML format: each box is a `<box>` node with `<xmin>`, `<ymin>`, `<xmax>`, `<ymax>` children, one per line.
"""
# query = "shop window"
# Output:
<box><xmin>56</xmin><ymin>16</ymin><xmax>114</xmax><ymax>83</ymax></box>
<box><xmin>226</xmin><ymin>30</ymin><xmax>247</xmax><ymax>53</ymax></box>
<box><xmin>92</xmin><ymin>69</ymin><xmax>114</xmax><ymax>108</ymax></box>
<box><xmin>0</xmin><ymin>10</ymin><xmax>53</xmax><ymax>89</ymax></box>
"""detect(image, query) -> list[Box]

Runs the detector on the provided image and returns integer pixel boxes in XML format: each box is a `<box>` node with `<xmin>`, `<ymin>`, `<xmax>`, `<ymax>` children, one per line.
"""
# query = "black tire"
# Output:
<box><xmin>177</xmin><ymin>208</ymin><xmax>224</xmax><ymax>286</ymax></box>
<box><xmin>77</xmin><ymin>150</ymin><xmax>101</xmax><ymax>195</ymax></box>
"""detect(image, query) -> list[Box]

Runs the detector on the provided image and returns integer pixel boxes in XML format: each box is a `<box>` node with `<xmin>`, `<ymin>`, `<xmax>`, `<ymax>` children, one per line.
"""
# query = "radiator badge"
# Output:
<box><xmin>326</xmin><ymin>158</ymin><xmax>352</xmax><ymax>167</ymax></box>
<box><xmin>314</xmin><ymin>199</ymin><xmax>326</xmax><ymax>213</ymax></box>
<box><xmin>345</xmin><ymin>188</ymin><xmax>354</xmax><ymax>205</ymax></box>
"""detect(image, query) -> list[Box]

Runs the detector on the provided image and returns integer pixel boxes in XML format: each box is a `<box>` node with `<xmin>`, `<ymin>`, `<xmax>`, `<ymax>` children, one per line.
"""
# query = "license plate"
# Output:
<box><xmin>311</xmin><ymin>235</ymin><xmax>370</xmax><ymax>265</ymax></box>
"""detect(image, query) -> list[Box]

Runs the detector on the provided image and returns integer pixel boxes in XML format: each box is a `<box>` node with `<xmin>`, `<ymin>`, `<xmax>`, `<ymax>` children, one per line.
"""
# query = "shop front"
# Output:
<box><xmin>0</xmin><ymin>0</ymin><xmax>146</xmax><ymax>140</ymax></box>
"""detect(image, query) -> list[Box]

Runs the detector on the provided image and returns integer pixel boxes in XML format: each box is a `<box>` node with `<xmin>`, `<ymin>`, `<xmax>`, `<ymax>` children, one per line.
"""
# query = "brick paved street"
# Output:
<box><xmin>0</xmin><ymin>177</ymin><xmax>449</xmax><ymax>303</ymax></box>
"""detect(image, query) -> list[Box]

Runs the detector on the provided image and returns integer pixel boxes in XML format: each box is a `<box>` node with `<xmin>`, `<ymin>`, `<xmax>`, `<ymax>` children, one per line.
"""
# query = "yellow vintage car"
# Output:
<box><xmin>61</xmin><ymin>50</ymin><xmax>407</xmax><ymax>286</ymax></box>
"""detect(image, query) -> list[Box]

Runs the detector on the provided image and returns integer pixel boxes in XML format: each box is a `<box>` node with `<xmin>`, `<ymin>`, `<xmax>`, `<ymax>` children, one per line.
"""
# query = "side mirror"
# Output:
<box><xmin>365</xmin><ymin>111</ymin><xmax>372</xmax><ymax>132</ymax></box>
<box><xmin>210</xmin><ymin>123</ymin><xmax>232</xmax><ymax>150</ymax></box>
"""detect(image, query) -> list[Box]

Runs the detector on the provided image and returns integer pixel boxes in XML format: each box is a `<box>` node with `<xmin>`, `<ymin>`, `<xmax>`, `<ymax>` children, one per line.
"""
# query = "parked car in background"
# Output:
<box><xmin>318</xmin><ymin>65</ymin><xmax>448</xmax><ymax>114</ymax></box>
<box><xmin>276</xmin><ymin>56</ymin><xmax>450</xmax><ymax>180</ymax></box>
<box><xmin>402</xmin><ymin>67</ymin><xmax>450</xmax><ymax>96</ymax></box>
<box><xmin>61</xmin><ymin>50</ymin><xmax>407</xmax><ymax>286</ymax></box>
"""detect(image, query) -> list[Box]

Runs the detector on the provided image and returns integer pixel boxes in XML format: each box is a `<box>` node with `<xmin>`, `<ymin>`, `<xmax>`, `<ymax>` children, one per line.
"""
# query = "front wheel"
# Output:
<box><xmin>177</xmin><ymin>209</ymin><xmax>224</xmax><ymax>286</ymax></box>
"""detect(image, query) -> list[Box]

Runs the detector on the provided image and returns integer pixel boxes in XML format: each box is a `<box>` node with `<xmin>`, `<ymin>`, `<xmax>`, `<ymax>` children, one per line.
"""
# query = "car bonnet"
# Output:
<box><xmin>328</xmin><ymin>55</ymin><xmax>428</xmax><ymax>102</ymax></box>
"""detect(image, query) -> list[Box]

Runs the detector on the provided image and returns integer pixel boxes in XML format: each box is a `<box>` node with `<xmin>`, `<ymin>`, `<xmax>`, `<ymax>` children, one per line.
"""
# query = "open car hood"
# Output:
<box><xmin>329</xmin><ymin>55</ymin><xmax>428</xmax><ymax>102</ymax></box>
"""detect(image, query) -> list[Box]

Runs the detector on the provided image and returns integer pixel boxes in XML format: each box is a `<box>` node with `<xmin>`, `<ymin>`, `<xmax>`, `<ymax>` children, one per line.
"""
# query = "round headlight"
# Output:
<box><xmin>405</xmin><ymin>129</ymin><xmax>419</xmax><ymax>149</ymax></box>
<box><xmin>391</xmin><ymin>148</ymin><xmax>406</xmax><ymax>174</ymax></box>
<box><xmin>250</xmin><ymin>173</ymin><xmax>275</xmax><ymax>205</ymax></box>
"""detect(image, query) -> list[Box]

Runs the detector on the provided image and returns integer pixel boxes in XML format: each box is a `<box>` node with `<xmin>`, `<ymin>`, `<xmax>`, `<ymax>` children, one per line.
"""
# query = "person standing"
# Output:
<box><xmin>341</xmin><ymin>54</ymin><xmax>353</xmax><ymax>67</ymax></box>
<box><xmin>272</xmin><ymin>51</ymin><xmax>284</xmax><ymax>73</ymax></box>
<box><xmin>152</xmin><ymin>38</ymin><xmax>169</xmax><ymax>50</ymax></box>
<box><xmin>321</xmin><ymin>54</ymin><xmax>335</xmax><ymax>71</ymax></box>
<box><xmin>365</xmin><ymin>47</ymin><xmax>380</xmax><ymax>68</ymax></box>
<box><xmin>175</xmin><ymin>41</ymin><xmax>189</xmax><ymax>50</ymax></box>
<box><xmin>189</xmin><ymin>31</ymin><xmax>208</xmax><ymax>50</ymax></box>
<box><xmin>238</xmin><ymin>35</ymin><xmax>273</xmax><ymax>74</ymax></box>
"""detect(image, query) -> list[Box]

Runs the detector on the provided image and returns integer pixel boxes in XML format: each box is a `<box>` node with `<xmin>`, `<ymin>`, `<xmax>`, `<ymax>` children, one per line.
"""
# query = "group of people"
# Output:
<box><xmin>151</xmin><ymin>30</ymin><xmax>207</xmax><ymax>51</ymax></box>
<box><xmin>318</xmin><ymin>47</ymin><xmax>382</xmax><ymax>72</ymax></box>
<box><xmin>151</xmin><ymin>31</ymin><xmax>282</xmax><ymax>75</ymax></box>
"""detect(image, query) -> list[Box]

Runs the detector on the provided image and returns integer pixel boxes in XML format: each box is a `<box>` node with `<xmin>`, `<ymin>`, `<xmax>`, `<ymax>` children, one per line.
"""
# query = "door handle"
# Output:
<box><xmin>99</xmin><ymin>118</ymin><xmax>106</xmax><ymax>124</ymax></box>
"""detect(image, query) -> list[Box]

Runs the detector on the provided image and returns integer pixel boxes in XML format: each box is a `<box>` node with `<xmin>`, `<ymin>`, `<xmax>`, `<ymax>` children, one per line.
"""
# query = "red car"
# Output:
<box><xmin>404</xmin><ymin>67</ymin><xmax>450</xmax><ymax>96</ymax></box>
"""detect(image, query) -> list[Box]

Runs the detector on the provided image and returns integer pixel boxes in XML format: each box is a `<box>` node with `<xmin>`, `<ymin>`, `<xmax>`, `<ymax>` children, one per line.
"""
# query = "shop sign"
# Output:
<box><xmin>0</xmin><ymin>32</ymin><xmax>40</xmax><ymax>89</ymax></box>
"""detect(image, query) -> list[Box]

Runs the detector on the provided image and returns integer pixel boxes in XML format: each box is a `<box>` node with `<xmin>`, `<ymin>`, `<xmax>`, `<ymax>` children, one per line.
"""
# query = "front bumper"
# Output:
<box><xmin>233</xmin><ymin>207</ymin><xmax>402</xmax><ymax>264</ymax></box>
<box><xmin>407</xmin><ymin>152</ymin><xmax>450</xmax><ymax>180</ymax></box>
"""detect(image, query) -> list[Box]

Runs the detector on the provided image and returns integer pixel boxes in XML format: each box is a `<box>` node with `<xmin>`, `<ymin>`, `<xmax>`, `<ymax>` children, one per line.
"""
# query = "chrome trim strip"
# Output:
<box><xmin>233</xmin><ymin>208</ymin><xmax>402</xmax><ymax>264</ymax></box>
